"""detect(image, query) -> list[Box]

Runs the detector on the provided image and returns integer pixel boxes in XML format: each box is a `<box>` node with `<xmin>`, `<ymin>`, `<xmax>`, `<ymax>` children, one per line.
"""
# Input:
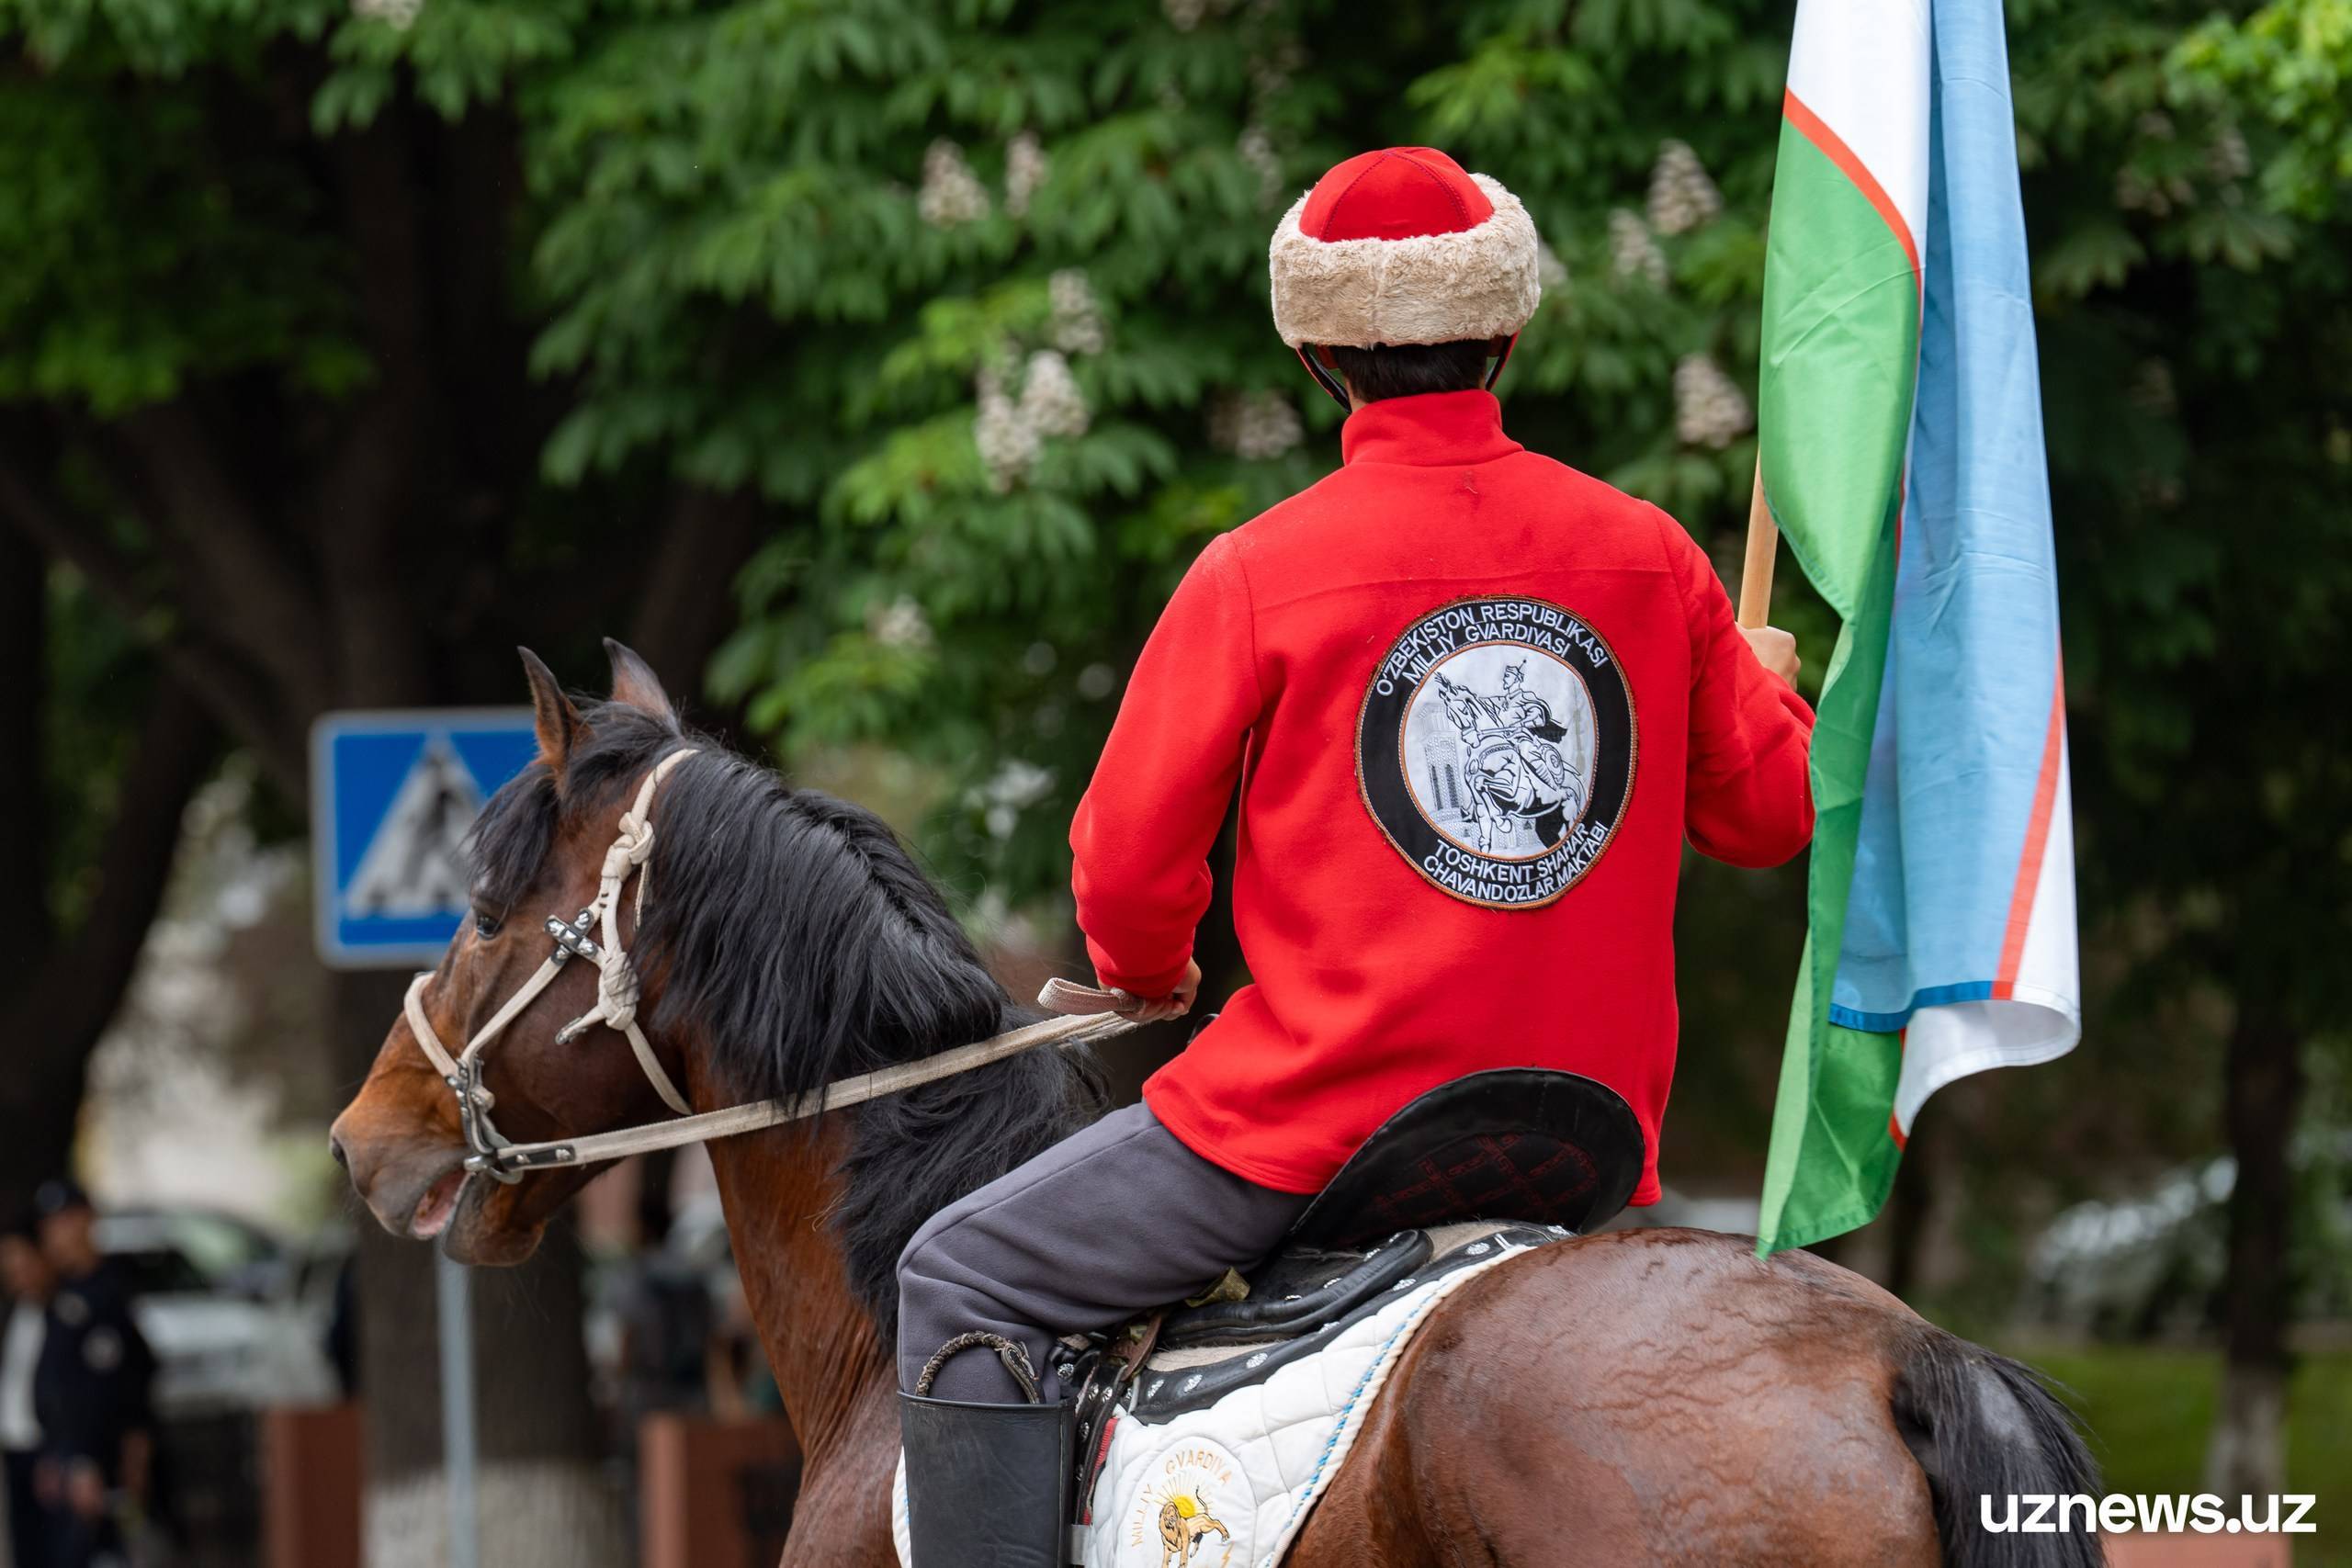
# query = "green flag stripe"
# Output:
<box><xmin>1754</xmin><ymin>108</ymin><xmax>1921</xmax><ymax>1255</ymax></box>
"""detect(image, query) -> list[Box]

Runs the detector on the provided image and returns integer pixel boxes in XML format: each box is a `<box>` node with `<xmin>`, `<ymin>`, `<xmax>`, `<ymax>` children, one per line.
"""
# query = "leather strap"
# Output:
<box><xmin>473</xmin><ymin>1005</ymin><xmax>1134</xmax><ymax>1174</ymax></box>
<box><xmin>405</xmin><ymin>740</ymin><xmax>1142</xmax><ymax>1182</ymax></box>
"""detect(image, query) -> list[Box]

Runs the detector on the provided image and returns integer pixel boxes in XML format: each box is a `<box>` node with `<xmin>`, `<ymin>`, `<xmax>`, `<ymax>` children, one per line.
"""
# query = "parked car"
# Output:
<box><xmin>95</xmin><ymin>1206</ymin><xmax>343</xmax><ymax>1417</ymax></box>
<box><xmin>2026</xmin><ymin>1131</ymin><xmax>2352</xmax><ymax>1337</ymax></box>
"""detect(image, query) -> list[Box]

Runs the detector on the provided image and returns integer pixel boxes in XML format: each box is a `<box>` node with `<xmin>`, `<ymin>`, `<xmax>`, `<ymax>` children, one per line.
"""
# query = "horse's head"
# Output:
<box><xmin>332</xmin><ymin>635</ymin><xmax>1091</xmax><ymax>1327</ymax></box>
<box><xmin>329</xmin><ymin>640</ymin><xmax>700</xmax><ymax>1265</ymax></box>
<box><xmin>1431</xmin><ymin>671</ymin><xmax>1477</xmax><ymax>730</ymax></box>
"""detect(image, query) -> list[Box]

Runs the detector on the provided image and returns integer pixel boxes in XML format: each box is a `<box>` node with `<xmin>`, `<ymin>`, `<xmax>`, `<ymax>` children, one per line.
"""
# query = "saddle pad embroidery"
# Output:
<box><xmin>890</xmin><ymin>1238</ymin><xmax>1532</xmax><ymax>1568</ymax></box>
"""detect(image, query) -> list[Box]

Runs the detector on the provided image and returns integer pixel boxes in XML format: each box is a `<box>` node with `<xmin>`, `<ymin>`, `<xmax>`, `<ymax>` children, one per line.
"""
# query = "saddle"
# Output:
<box><xmin>1065</xmin><ymin>1068</ymin><xmax>1645</xmax><ymax>1505</ymax></box>
<box><xmin>892</xmin><ymin>1067</ymin><xmax>1647</xmax><ymax>1568</ymax></box>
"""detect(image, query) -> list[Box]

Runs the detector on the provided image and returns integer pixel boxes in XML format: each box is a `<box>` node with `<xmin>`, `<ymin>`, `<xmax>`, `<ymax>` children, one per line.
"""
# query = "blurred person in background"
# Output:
<box><xmin>1</xmin><ymin>1219</ymin><xmax>52</xmax><ymax>1568</ymax></box>
<box><xmin>29</xmin><ymin>1182</ymin><xmax>154</xmax><ymax>1568</ymax></box>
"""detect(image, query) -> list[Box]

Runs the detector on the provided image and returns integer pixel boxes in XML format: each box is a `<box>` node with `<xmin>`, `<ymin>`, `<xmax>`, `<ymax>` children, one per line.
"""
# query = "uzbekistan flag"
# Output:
<box><xmin>1755</xmin><ymin>0</ymin><xmax>2080</xmax><ymax>1255</ymax></box>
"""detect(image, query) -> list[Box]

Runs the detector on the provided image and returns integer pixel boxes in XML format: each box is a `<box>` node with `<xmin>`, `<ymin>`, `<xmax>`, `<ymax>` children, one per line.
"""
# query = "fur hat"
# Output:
<box><xmin>1268</xmin><ymin>147</ymin><xmax>1542</xmax><ymax>349</ymax></box>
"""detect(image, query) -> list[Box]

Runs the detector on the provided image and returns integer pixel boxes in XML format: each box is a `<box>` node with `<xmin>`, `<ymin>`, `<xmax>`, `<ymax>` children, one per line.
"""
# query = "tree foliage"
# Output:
<box><xmin>5</xmin><ymin>0</ymin><xmax>2346</xmax><ymax>1325</ymax></box>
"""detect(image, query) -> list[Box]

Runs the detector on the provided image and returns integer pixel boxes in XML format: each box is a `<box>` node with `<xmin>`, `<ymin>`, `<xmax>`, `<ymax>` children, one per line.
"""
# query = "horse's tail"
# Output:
<box><xmin>1892</xmin><ymin>1326</ymin><xmax>2107</xmax><ymax>1568</ymax></box>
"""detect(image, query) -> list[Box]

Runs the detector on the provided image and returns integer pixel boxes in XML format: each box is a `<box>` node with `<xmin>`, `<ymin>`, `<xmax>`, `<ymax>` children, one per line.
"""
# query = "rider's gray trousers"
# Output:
<box><xmin>896</xmin><ymin>1100</ymin><xmax>1308</xmax><ymax>1404</ymax></box>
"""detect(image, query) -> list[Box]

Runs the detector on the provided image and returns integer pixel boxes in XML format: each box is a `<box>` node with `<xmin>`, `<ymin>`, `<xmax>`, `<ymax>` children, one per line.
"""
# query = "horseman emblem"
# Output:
<box><xmin>1358</xmin><ymin>596</ymin><xmax>1636</xmax><ymax>908</ymax></box>
<box><xmin>1427</xmin><ymin>660</ymin><xmax>1586</xmax><ymax>852</ymax></box>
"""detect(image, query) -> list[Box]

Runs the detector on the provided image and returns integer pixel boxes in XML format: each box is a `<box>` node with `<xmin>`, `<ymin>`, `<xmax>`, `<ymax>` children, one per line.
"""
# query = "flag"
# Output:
<box><xmin>1754</xmin><ymin>0</ymin><xmax>2080</xmax><ymax>1255</ymax></box>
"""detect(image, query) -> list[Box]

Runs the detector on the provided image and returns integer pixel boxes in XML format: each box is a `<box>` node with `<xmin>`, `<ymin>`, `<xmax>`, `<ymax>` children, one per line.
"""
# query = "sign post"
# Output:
<box><xmin>436</xmin><ymin>1250</ymin><xmax>481</xmax><ymax>1568</ymax></box>
<box><xmin>311</xmin><ymin>708</ymin><xmax>538</xmax><ymax>1568</ymax></box>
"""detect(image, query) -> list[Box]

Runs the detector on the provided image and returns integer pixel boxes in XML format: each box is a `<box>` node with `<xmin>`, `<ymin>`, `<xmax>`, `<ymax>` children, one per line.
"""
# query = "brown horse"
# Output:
<box><xmin>332</xmin><ymin>644</ymin><xmax>2103</xmax><ymax>1568</ymax></box>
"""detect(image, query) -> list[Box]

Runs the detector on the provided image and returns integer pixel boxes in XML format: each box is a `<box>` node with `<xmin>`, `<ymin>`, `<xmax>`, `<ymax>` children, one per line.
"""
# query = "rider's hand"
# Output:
<box><xmin>1741</xmin><ymin>626</ymin><xmax>1800</xmax><ymax>687</ymax></box>
<box><xmin>1108</xmin><ymin>960</ymin><xmax>1201</xmax><ymax>1024</ymax></box>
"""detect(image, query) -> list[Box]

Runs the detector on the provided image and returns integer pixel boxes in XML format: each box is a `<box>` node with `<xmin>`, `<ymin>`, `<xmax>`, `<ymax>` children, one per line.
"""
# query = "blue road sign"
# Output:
<box><xmin>311</xmin><ymin>709</ymin><xmax>540</xmax><ymax>968</ymax></box>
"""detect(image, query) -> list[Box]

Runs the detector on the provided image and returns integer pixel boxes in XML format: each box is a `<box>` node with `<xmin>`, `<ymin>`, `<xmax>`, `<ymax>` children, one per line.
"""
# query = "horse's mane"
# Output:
<box><xmin>467</xmin><ymin>698</ymin><xmax>1102</xmax><ymax>1332</ymax></box>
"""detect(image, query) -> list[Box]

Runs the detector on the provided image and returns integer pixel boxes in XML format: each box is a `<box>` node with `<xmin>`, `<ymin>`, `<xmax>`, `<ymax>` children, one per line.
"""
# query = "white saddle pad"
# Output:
<box><xmin>893</xmin><ymin>1232</ymin><xmax>1537</xmax><ymax>1568</ymax></box>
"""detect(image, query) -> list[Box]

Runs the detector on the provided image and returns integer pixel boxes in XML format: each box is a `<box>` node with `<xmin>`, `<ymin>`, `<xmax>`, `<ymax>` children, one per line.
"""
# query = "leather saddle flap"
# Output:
<box><xmin>1157</xmin><ymin>1230</ymin><xmax>1430</xmax><ymax>1350</ymax></box>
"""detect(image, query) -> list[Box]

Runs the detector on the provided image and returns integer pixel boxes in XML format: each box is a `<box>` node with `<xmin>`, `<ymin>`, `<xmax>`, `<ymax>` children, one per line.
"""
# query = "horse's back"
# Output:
<box><xmin>1290</xmin><ymin>1227</ymin><xmax>1942</xmax><ymax>1567</ymax></box>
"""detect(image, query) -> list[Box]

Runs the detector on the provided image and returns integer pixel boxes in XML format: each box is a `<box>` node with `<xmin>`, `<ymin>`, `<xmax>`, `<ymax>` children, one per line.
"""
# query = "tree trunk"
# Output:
<box><xmin>2203</xmin><ymin>1000</ymin><xmax>2301</xmax><ymax>1498</ymax></box>
<box><xmin>0</xmin><ymin>522</ymin><xmax>56</xmax><ymax>1216</ymax></box>
<box><xmin>0</xmin><ymin>651</ymin><xmax>217</xmax><ymax>1220</ymax></box>
<box><xmin>1882</xmin><ymin>1118</ymin><xmax>1934</xmax><ymax>1304</ymax></box>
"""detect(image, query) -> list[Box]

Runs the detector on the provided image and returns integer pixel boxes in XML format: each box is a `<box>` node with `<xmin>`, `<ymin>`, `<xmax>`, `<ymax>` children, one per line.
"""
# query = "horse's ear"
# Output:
<box><xmin>519</xmin><ymin>648</ymin><xmax>582</xmax><ymax>777</ymax></box>
<box><xmin>602</xmin><ymin>637</ymin><xmax>674</xmax><ymax>722</ymax></box>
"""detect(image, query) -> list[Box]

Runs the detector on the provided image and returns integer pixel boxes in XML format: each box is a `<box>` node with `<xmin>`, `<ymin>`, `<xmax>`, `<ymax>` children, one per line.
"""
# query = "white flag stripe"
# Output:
<box><xmin>1783</xmin><ymin>0</ymin><xmax>1932</xmax><ymax>262</ymax></box>
<box><xmin>1895</xmin><ymin>732</ymin><xmax>2081</xmax><ymax>1133</ymax></box>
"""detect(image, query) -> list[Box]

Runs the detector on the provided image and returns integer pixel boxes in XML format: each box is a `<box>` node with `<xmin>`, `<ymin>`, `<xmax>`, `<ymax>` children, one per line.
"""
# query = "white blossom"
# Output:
<box><xmin>1536</xmin><ymin>239</ymin><xmax>1568</xmax><ymax>291</ymax></box>
<box><xmin>1049</xmin><ymin>268</ymin><xmax>1106</xmax><ymax>355</ymax></box>
<box><xmin>352</xmin><ymin>0</ymin><xmax>423</xmax><ymax>28</ymax></box>
<box><xmin>865</xmin><ymin>595</ymin><xmax>934</xmax><ymax>651</ymax></box>
<box><xmin>1020</xmin><ymin>350</ymin><xmax>1091</xmax><ymax>440</ymax></box>
<box><xmin>1645</xmin><ymin>140</ymin><xmax>1722</xmax><ymax>235</ymax></box>
<box><xmin>1207</xmin><ymin>390</ymin><xmax>1303</xmax><ymax>460</ymax></box>
<box><xmin>1673</xmin><ymin>354</ymin><xmax>1751</xmax><ymax>449</ymax></box>
<box><xmin>974</xmin><ymin>364</ymin><xmax>1040</xmax><ymax>491</ymax></box>
<box><xmin>919</xmin><ymin>140</ymin><xmax>991</xmax><ymax>228</ymax></box>
<box><xmin>1006</xmin><ymin>131</ymin><xmax>1049</xmax><ymax>218</ymax></box>
<box><xmin>974</xmin><ymin>352</ymin><xmax>1091</xmax><ymax>489</ymax></box>
<box><xmin>1609</xmin><ymin>209</ymin><xmax>1667</xmax><ymax>287</ymax></box>
<box><xmin>976</xmin><ymin>759</ymin><xmax>1056</xmax><ymax>839</ymax></box>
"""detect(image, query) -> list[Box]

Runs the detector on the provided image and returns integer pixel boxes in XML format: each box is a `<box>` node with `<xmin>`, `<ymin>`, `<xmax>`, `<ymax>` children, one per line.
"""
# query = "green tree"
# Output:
<box><xmin>637</xmin><ymin>0</ymin><xmax>2350</xmax><ymax>1495</ymax></box>
<box><xmin>6</xmin><ymin>0</ymin><xmax>2346</xmax><ymax>1533</ymax></box>
<box><xmin>2021</xmin><ymin>0</ymin><xmax>2352</xmax><ymax>1496</ymax></box>
<box><xmin>0</xmin><ymin>2</ymin><xmax>763</xmax><ymax>1558</ymax></box>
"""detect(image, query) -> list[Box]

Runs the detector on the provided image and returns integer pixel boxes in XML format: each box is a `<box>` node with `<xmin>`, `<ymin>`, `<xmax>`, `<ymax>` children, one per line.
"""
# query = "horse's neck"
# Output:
<box><xmin>703</xmin><ymin>1121</ymin><xmax>899</xmax><ymax>1555</ymax></box>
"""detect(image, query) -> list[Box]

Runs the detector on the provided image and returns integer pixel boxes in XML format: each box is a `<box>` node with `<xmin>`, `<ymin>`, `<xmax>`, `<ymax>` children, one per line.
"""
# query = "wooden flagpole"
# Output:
<box><xmin>1737</xmin><ymin>465</ymin><xmax>1778</xmax><ymax>629</ymax></box>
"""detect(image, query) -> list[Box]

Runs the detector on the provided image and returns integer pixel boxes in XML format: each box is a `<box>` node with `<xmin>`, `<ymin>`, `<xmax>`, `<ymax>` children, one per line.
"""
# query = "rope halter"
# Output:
<box><xmin>403</xmin><ymin>749</ymin><xmax>698</xmax><ymax>1183</ymax></box>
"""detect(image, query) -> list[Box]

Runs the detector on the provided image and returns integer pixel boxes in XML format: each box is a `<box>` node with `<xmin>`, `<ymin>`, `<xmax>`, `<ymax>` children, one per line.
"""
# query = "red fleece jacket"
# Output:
<box><xmin>1070</xmin><ymin>390</ymin><xmax>1814</xmax><ymax>1202</ymax></box>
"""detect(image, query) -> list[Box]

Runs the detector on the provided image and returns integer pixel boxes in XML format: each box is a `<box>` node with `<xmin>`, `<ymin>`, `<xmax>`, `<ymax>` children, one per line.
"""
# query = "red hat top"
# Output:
<box><xmin>1269</xmin><ymin>147</ymin><xmax>1541</xmax><ymax>349</ymax></box>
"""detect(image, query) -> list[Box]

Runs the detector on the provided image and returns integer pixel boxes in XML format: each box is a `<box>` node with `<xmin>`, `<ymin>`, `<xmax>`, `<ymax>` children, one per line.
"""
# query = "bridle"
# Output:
<box><xmin>404</xmin><ymin>748</ymin><xmax>698</xmax><ymax>1183</ymax></box>
<box><xmin>403</xmin><ymin>747</ymin><xmax>1136</xmax><ymax>1185</ymax></box>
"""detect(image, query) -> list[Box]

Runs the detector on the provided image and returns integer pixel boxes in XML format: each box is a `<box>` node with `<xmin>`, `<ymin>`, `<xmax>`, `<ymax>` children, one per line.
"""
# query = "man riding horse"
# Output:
<box><xmin>1430</xmin><ymin>664</ymin><xmax>1583</xmax><ymax>851</ymax></box>
<box><xmin>894</xmin><ymin>146</ymin><xmax>1812</xmax><ymax>1564</ymax></box>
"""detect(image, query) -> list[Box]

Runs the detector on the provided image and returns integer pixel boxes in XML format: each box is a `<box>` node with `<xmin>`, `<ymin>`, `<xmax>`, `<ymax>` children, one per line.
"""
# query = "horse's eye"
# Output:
<box><xmin>473</xmin><ymin>910</ymin><xmax>503</xmax><ymax>940</ymax></box>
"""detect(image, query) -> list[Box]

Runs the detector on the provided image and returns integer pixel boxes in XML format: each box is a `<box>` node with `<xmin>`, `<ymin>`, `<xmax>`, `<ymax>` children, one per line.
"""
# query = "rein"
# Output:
<box><xmin>404</xmin><ymin>748</ymin><xmax>1136</xmax><ymax>1184</ymax></box>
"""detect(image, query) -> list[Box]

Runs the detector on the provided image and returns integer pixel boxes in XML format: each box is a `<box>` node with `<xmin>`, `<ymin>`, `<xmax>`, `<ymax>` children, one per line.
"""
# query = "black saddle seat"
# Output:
<box><xmin>1158</xmin><ymin>1231</ymin><xmax>1430</xmax><ymax>1349</ymax></box>
<box><xmin>1152</xmin><ymin>1069</ymin><xmax>1644</xmax><ymax>1351</ymax></box>
<box><xmin>1289</xmin><ymin>1067</ymin><xmax>1645</xmax><ymax>1250</ymax></box>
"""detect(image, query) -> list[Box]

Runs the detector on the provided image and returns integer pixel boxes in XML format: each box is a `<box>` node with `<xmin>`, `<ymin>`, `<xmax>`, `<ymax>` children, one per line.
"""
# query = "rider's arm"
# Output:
<box><xmin>1670</xmin><ymin>520</ymin><xmax>1816</xmax><ymax>868</ymax></box>
<box><xmin>1070</xmin><ymin>533</ymin><xmax>1264</xmax><ymax>1000</ymax></box>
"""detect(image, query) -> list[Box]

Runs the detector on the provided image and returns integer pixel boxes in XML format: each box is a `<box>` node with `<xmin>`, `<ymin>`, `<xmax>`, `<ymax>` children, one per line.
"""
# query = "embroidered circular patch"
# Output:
<box><xmin>1116</xmin><ymin>1439</ymin><xmax>1254</xmax><ymax>1568</ymax></box>
<box><xmin>1357</xmin><ymin>596</ymin><xmax>1636</xmax><ymax>908</ymax></box>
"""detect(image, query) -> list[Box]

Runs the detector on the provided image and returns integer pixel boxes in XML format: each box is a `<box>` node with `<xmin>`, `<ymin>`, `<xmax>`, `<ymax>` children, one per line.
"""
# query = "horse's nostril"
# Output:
<box><xmin>329</xmin><ymin>1134</ymin><xmax>350</xmax><ymax>1169</ymax></box>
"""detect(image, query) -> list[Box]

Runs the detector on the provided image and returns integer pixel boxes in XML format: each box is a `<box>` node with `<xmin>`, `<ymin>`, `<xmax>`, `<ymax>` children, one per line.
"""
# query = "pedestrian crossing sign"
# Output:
<box><xmin>311</xmin><ymin>709</ymin><xmax>541</xmax><ymax>968</ymax></box>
